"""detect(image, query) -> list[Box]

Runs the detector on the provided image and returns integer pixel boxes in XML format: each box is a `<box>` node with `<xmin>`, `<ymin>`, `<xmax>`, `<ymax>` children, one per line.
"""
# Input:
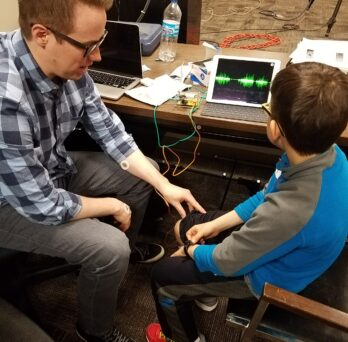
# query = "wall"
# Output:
<box><xmin>0</xmin><ymin>1</ymin><xmax>19</xmax><ymax>31</ymax></box>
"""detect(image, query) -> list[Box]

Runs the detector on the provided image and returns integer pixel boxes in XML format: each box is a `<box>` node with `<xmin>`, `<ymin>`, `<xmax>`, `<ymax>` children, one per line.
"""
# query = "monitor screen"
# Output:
<box><xmin>207</xmin><ymin>56</ymin><xmax>281</xmax><ymax>106</ymax></box>
<box><xmin>92</xmin><ymin>21</ymin><xmax>143</xmax><ymax>78</ymax></box>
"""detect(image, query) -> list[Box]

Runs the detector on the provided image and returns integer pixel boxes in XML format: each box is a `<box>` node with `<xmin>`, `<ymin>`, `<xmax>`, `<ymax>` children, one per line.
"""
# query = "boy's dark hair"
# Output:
<box><xmin>18</xmin><ymin>0</ymin><xmax>114</xmax><ymax>39</ymax></box>
<box><xmin>270</xmin><ymin>62</ymin><xmax>348</xmax><ymax>155</ymax></box>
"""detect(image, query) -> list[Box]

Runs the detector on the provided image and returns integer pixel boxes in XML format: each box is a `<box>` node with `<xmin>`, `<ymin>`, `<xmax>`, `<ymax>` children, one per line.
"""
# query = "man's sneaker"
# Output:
<box><xmin>130</xmin><ymin>242</ymin><xmax>164</xmax><ymax>263</ymax></box>
<box><xmin>146</xmin><ymin>323</ymin><xmax>172</xmax><ymax>342</ymax></box>
<box><xmin>194</xmin><ymin>297</ymin><xmax>218</xmax><ymax>312</ymax></box>
<box><xmin>76</xmin><ymin>324</ymin><xmax>135</xmax><ymax>342</ymax></box>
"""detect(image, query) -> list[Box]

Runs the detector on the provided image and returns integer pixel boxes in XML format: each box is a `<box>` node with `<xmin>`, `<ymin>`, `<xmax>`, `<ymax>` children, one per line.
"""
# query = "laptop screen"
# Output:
<box><xmin>91</xmin><ymin>21</ymin><xmax>143</xmax><ymax>78</ymax></box>
<box><xmin>206</xmin><ymin>55</ymin><xmax>281</xmax><ymax>107</ymax></box>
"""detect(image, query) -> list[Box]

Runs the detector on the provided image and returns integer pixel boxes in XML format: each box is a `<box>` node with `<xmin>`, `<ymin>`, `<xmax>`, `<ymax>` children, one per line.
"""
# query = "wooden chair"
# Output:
<box><xmin>226</xmin><ymin>243</ymin><xmax>348</xmax><ymax>341</ymax></box>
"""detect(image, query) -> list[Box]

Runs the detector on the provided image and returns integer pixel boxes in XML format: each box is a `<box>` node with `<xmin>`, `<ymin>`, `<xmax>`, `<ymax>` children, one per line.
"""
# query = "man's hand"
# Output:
<box><xmin>123</xmin><ymin>150</ymin><xmax>206</xmax><ymax>218</ymax></box>
<box><xmin>159</xmin><ymin>182</ymin><xmax>206</xmax><ymax>218</ymax></box>
<box><xmin>111</xmin><ymin>199</ymin><xmax>132</xmax><ymax>232</ymax></box>
<box><xmin>73</xmin><ymin>196</ymin><xmax>131</xmax><ymax>232</ymax></box>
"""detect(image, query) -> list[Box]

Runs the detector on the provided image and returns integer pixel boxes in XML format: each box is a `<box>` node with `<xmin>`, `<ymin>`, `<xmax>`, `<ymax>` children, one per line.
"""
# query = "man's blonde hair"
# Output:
<box><xmin>18</xmin><ymin>0</ymin><xmax>114</xmax><ymax>39</ymax></box>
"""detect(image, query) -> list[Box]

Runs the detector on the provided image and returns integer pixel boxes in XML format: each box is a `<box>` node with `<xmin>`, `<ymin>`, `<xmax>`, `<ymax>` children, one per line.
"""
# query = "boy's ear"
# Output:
<box><xmin>269</xmin><ymin>119</ymin><xmax>282</xmax><ymax>140</ymax></box>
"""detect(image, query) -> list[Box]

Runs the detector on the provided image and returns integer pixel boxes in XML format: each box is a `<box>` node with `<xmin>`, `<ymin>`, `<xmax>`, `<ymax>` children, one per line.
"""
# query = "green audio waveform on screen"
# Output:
<box><xmin>215</xmin><ymin>73</ymin><xmax>270</xmax><ymax>89</ymax></box>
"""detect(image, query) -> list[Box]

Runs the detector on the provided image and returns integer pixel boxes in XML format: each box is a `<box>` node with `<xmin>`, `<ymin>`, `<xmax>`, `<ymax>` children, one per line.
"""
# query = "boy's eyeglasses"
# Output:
<box><xmin>46</xmin><ymin>27</ymin><xmax>108</xmax><ymax>57</ymax></box>
<box><xmin>262</xmin><ymin>102</ymin><xmax>272</xmax><ymax>118</ymax></box>
<box><xmin>262</xmin><ymin>102</ymin><xmax>285</xmax><ymax>136</ymax></box>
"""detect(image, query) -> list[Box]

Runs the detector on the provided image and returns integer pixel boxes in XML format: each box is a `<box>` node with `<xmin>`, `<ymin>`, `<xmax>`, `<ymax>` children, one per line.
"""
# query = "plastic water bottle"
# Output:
<box><xmin>158</xmin><ymin>0</ymin><xmax>182</xmax><ymax>62</ymax></box>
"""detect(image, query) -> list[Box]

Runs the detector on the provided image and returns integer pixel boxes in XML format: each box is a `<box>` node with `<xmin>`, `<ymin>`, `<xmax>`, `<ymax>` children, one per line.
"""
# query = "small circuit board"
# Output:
<box><xmin>176</xmin><ymin>92</ymin><xmax>199</xmax><ymax>107</ymax></box>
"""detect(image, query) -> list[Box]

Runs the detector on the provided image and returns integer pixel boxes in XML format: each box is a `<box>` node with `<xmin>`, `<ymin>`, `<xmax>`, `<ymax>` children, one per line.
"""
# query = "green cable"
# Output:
<box><xmin>153</xmin><ymin>106</ymin><xmax>197</xmax><ymax>148</ymax></box>
<box><xmin>153</xmin><ymin>89</ymin><xmax>206</xmax><ymax>148</ymax></box>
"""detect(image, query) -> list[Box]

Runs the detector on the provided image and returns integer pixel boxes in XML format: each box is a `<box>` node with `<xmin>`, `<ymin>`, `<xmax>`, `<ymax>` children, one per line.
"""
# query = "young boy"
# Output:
<box><xmin>145</xmin><ymin>62</ymin><xmax>348</xmax><ymax>342</ymax></box>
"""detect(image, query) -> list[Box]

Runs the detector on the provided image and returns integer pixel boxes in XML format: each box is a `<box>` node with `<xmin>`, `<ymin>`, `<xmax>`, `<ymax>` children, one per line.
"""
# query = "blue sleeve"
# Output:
<box><xmin>234</xmin><ymin>190</ymin><xmax>265</xmax><ymax>222</ymax></box>
<box><xmin>193</xmin><ymin>244</ymin><xmax>223</xmax><ymax>275</ymax></box>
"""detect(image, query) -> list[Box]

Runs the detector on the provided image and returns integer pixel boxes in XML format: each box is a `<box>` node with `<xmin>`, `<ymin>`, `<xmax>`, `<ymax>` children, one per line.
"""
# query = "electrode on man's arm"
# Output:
<box><xmin>122</xmin><ymin>150</ymin><xmax>206</xmax><ymax>217</ymax></box>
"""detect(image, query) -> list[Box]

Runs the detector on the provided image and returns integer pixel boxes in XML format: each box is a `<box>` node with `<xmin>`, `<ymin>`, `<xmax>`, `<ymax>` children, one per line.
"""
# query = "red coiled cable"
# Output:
<box><xmin>220</xmin><ymin>33</ymin><xmax>281</xmax><ymax>50</ymax></box>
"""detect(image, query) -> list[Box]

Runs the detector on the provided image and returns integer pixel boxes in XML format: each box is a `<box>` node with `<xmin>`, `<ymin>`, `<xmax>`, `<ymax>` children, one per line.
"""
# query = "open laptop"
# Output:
<box><xmin>202</xmin><ymin>55</ymin><xmax>281</xmax><ymax>123</ymax></box>
<box><xmin>88</xmin><ymin>21</ymin><xmax>143</xmax><ymax>100</ymax></box>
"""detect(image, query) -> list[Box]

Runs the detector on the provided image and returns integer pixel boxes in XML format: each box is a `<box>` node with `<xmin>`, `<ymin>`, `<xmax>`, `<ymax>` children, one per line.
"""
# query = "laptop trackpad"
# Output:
<box><xmin>96</xmin><ymin>84</ymin><xmax>123</xmax><ymax>100</ymax></box>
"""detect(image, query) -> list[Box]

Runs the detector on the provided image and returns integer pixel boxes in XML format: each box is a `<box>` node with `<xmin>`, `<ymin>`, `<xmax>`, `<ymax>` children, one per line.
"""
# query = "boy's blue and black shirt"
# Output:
<box><xmin>194</xmin><ymin>145</ymin><xmax>348</xmax><ymax>296</ymax></box>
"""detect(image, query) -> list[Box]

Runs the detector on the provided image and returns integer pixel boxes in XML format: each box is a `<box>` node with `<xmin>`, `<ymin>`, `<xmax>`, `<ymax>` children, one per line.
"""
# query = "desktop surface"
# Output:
<box><xmin>103</xmin><ymin>43</ymin><xmax>348</xmax><ymax>147</ymax></box>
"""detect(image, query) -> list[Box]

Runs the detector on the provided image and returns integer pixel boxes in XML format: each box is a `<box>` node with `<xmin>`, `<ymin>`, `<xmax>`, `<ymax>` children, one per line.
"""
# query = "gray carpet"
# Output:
<box><xmin>201</xmin><ymin>0</ymin><xmax>348</xmax><ymax>54</ymax></box>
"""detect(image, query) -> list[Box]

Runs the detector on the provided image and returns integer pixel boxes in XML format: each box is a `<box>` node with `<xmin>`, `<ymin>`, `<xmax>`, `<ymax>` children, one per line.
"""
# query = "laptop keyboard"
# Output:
<box><xmin>88</xmin><ymin>70</ymin><xmax>136</xmax><ymax>89</ymax></box>
<box><xmin>201</xmin><ymin>102</ymin><xmax>268</xmax><ymax>123</ymax></box>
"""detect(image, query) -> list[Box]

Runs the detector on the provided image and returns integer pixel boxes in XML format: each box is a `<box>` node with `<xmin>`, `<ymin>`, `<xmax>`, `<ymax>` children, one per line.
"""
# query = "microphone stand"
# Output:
<box><xmin>306</xmin><ymin>0</ymin><xmax>343</xmax><ymax>37</ymax></box>
<box><xmin>306</xmin><ymin>0</ymin><xmax>316</xmax><ymax>10</ymax></box>
<box><xmin>325</xmin><ymin>0</ymin><xmax>343</xmax><ymax>37</ymax></box>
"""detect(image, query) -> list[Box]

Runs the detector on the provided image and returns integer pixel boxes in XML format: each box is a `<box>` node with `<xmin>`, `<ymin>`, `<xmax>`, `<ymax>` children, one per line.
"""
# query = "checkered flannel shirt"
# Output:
<box><xmin>0</xmin><ymin>30</ymin><xmax>138</xmax><ymax>225</ymax></box>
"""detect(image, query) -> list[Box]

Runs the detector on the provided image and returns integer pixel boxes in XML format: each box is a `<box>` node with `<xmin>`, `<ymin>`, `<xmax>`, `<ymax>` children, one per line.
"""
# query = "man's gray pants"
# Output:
<box><xmin>0</xmin><ymin>151</ymin><xmax>155</xmax><ymax>335</ymax></box>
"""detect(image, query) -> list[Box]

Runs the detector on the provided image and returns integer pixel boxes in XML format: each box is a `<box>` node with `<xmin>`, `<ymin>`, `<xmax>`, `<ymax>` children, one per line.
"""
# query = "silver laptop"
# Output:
<box><xmin>88</xmin><ymin>21</ymin><xmax>142</xmax><ymax>100</ymax></box>
<box><xmin>202</xmin><ymin>55</ymin><xmax>281</xmax><ymax>123</ymax></box>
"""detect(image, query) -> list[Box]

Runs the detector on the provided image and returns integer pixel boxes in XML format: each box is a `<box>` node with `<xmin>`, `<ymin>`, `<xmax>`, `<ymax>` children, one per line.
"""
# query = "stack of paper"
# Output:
<box><xmin>126</xmin><ymin>74</ymin><xmax>190</xmax><ymax>107</ymax></box>
<box><xmin>289</xmin><ymin>38</ymin><xmax>348</xmax><ymax>72</ymax></box>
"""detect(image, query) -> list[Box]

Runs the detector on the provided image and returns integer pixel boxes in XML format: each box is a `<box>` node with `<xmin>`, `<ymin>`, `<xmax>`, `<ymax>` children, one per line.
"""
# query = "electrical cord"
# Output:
<box><xmin>200</xmin><ymin>22</ymin><xmax>327</xmax><ymax>37</ymax></box>
<box><xmin>201</xmin><ymin>0</ymin><xmax>324</xmax><ymax>37</ymax></box>
<box><xmin>136</xmin><ymin>0</ymin><xmax>152</xmax><ymax>22</ymax></box>
<box><xmin>152</xmin><ymin>96</ymin><xmax>204</xmax><ymax>207</ymax></box>
<box><xmin>202</xmin><ymin>0</ymin><xmax>263</xmax><ymax>22</ymax></box>
<box><xmin>153</xmin><ymin>95</ymin><xmax>204</xmax><ymax>174</ymax></box>
<box><xmin>212</xmin><ymin>23</ymin><xmax>327</xmax><ymax>50</ymax></box>
<box><xmin>115</xmin><ymin>0</ymin><xmax>121</xmax><ymax>20</ymax></box>
<box><xmin>220</xmin><ymin>33</ymin><xmax>281</xmax><ymax>50</ymax></box>
<box><xmin>259</xmin><ymin>8</ymin><xmax>306</xmax><ymax>22</ymax></box>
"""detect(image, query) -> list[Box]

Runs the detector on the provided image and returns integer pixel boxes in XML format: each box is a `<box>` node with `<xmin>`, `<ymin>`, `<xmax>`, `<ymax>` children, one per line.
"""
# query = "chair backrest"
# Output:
<box><xmin>226</xmin><ymin>243</ymin><xmax>348</xmax><ymax>341</ymax></box>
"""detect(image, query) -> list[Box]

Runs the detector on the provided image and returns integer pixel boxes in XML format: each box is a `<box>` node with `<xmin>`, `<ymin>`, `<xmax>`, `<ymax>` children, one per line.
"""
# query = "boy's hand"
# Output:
<box><xmin>171</xmin><ymin>246</ymin><xmax>185</xmax><ymax>257</ymax></box>
<box><xmin>186</xmin><ymin>222</ymin><xmax>219</xmax><ymax>244</ymax></box>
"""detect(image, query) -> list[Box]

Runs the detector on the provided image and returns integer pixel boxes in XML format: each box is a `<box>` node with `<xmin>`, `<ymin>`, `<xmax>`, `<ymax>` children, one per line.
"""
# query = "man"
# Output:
<box><xmin>0</xmin><ymin>0</ymin><xmax>205</xmax><ymax>341</ymax></box>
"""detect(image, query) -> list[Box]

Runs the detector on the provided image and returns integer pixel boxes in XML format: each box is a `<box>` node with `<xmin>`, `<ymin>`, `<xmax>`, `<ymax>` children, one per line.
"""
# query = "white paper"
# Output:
<box><xmin>142</xmin><ymin>64</ymin><xmax>151</xmax><ymax>73</ymax></box>
<box><xmin>125</xmin><ymin>74</ymin><xmax>191</xmax><ymax>106</ymax></box>
<box><xmin>170</xmin><ymin>63</ymin><xmax>192</xmax><ymax>81</ymax></box>
<box><xmin>289</xmin><ymin>38</ymin><xmax>348</xmax><ymax>72</ymax></box>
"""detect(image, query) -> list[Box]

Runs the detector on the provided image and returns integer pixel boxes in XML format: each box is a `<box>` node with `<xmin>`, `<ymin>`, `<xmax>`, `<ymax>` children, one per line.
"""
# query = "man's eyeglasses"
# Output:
<box><xmin>47</xmin><ymin>27</ymin><xmax>108</xmax><ymax>57</ymax></box>
<box><xmin>262</xmin><ymin>102</ymin><xmax>285</xmax><ymax>136</ymax></box>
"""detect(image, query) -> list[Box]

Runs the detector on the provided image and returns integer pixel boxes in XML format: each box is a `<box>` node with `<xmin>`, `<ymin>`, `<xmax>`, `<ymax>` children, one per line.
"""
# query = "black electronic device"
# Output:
<box><xmin>88</xmin><ymin>21</ymin><xmax>142</xmax><ymax>100</ymax></box>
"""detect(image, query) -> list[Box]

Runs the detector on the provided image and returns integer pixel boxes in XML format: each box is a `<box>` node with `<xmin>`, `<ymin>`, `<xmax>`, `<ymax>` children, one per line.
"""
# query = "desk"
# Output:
<box><xmin>103</xmin><ymin>44</ymin><xmax>348</xmax><ymax>160</ymax></box>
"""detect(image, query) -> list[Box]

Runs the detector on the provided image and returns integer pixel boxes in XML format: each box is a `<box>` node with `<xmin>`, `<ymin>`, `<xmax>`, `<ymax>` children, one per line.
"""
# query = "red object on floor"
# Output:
<box><xmin>146</xmin><ymin>323</ymin><xmax>167</xmax><ymax>342</ymax></box>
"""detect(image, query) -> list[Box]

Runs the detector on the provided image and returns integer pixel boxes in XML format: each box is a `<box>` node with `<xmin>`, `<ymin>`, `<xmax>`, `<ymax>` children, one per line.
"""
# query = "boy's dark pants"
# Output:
<box><xmin>151</xmin><ymin>211</ymin><xmax>255</xmax><ymax>342</ymax></box>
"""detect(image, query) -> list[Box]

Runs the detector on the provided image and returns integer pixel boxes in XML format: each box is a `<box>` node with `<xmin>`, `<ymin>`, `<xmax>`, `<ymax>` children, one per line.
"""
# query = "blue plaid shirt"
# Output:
<box><xmin>0</xmin><ymin>30</ymin><xmax>138</xmax><ymax>225</ymax></box>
